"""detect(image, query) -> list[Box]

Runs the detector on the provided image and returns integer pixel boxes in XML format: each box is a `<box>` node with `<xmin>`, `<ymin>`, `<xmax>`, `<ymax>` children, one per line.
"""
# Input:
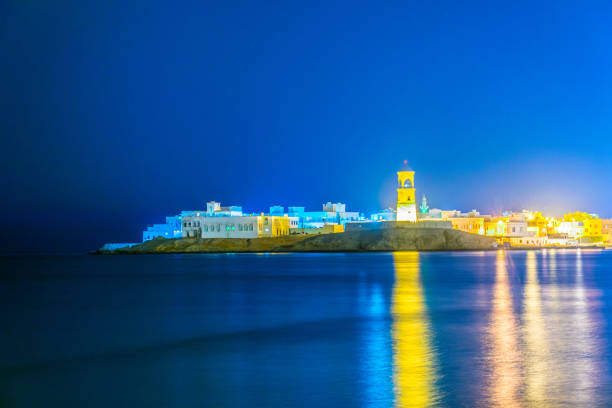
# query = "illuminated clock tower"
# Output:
<box><xmin>397</xmin><ymin>161</ymin><xmax>417</xmax><ymax>222</ymax></box>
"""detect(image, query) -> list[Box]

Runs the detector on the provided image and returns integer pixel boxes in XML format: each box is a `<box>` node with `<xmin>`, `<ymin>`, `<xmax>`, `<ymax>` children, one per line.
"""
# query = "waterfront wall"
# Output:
<box><xmin>291</xmin><ymin>224</ymin><xmax>344</xmax><ymax>235</ymax></box>
<box><xmin>345</xmin><ymin>220</ymin><xmax>451</xmax><ymax>232</ymax></box>
<box><xmin>101</xmin><ymin>243</ymin><xmax>139</xmax><ymax>251</ymax></box>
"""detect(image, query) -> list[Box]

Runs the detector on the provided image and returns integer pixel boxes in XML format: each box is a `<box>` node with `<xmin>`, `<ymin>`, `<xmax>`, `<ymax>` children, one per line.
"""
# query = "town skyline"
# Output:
<box><xmin>127</xmin><ymin>165</ymin><xmax>610</xmax><ymax>251</ymax></box>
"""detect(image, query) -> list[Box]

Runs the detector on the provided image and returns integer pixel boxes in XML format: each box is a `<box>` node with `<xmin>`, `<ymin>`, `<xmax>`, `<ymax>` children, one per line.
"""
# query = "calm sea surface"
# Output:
<box><xmin>2</xmin><ymin>250</ymin><xmax>612</xmax><ymax>407</ymax></box>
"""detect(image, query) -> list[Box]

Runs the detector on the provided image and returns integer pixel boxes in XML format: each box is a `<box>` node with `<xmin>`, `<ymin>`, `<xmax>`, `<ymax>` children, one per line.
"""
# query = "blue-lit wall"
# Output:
<box><xmin>142</xmin><ymin>215</ymin><xmax>182</xmax><ymax>241</ymax></box>
<box><xmin>287</xmin><ymin>209</ymin><xmax>360</xmax><ymax>228</ymax></box>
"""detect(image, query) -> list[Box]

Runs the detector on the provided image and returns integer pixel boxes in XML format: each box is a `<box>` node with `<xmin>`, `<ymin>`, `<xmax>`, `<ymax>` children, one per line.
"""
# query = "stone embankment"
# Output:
<box><xmin>98</xmin><ymin>228</ymin><xmax>496</xmax><ymax>254</ymax></box>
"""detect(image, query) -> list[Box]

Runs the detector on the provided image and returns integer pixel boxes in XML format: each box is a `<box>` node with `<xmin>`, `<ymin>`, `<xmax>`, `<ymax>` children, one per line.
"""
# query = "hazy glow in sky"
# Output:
<box><xmin>2</xmin><ymin>1</ymin><xmax>611</xmax><ymax>251</ymax></box>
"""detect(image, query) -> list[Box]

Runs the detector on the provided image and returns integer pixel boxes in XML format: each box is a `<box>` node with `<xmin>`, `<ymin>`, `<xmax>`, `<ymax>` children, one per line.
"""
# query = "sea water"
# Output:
<box><xmin>1</xmin><ymin>250</ymin><xmax>611</xmax><ymax>407</ymax></box>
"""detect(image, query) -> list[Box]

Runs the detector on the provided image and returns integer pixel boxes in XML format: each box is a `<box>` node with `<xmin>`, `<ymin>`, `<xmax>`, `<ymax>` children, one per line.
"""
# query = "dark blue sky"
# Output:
<box><xmin>2</xmin><ymin>1</ymin><xmax>611</xmax><ymax>252</ymax></box>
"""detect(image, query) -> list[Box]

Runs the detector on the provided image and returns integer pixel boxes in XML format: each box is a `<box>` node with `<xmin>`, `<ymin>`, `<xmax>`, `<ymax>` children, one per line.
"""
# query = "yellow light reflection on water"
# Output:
<box><xmin>488</xmin><ymin>250</ymin><xmax>521</xmax><ymax>407</ymax></box>
<box><xmin>391</xmin><ymin>252</ymin><xmax>437</xmax><ymax>407</ymax></box>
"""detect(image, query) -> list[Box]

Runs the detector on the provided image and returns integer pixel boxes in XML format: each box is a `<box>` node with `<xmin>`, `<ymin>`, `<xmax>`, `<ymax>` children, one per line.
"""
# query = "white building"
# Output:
<box><xmin>288</xmin><ymin>216</ymin><xmax>300</xmax><ymax>229</ymax></box>
<box><xmin>548</xmin><ymin>236</ymin><xmax>579</xmax><ymax>246</ymax></box>
<box><xmin>370</xmin><ymin>208</ymin><xmax>396</xmax><ymax>221</ymax></box>
<box><xmin>509</xmin><ymin>236</ymin><xmax>548</xmax><ymax>247</ymax></box>
<box><xmin>206</xmin><ymin>201</ymin><xmax>243</xmax><ymax>217</ymax></box>
<box><xmin>557</xmin><ymin>221</ymin><xmax>584</xmax><ymax>238</ymax></box>
<box><xmin>322</xmin><ymin>202</ymin><xmax>346</xmax><ymax>212</ymax></box>
<box><xmin>506</xmin><ymin>212</ymin><xmax>528</xmax><ymax>237</ymax></box>
<box><xmin>182</xmin><ymin>215</ymin><xmax>290</xmax><ymax>239</ymax></box>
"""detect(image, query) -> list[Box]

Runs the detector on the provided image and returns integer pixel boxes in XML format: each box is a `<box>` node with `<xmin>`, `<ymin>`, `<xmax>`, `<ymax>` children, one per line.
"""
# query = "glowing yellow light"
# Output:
<box><xmin>392</xmin><ymin>252</ymin><xmax>437</xmax><ymax>407</ymax></box>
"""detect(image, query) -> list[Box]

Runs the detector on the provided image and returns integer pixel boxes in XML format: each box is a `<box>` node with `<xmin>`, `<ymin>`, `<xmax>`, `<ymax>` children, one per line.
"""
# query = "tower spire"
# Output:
<box><xmin>420</xmin><ymin>194</ymin><xmax>429</xmax><ymax>214</ymax></box>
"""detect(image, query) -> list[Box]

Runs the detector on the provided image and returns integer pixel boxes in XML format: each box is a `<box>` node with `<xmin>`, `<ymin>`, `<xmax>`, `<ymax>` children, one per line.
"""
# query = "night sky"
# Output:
<box><xmin>2</xmin><ymin>1</ymin><xmax>612</xmax><ymax>253</ymax></box>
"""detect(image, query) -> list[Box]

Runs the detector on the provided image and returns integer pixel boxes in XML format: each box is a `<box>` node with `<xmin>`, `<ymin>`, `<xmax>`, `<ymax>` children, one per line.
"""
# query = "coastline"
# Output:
<box><xmin>96</xmin><ymin>228</ymin><xmax>498</xmax><ymax>254</ymax></box>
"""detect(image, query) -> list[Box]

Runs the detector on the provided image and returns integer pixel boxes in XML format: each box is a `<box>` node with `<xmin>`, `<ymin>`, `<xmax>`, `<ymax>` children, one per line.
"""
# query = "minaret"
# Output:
<box><xmin>397</xmin><ymin>161</ymin><xmax>417</xmax><ymax>222</ymax></box>
<box><xmin>420</xmin><ymin>195</ymin><xmax>429</xmax><ymax>215</ymax></box>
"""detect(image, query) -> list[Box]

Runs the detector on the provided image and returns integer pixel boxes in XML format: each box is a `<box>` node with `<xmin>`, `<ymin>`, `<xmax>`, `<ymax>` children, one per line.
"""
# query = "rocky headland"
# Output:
<box><xmin>98</xmin><ymin>228</ymin><xmax>496</xmax><ymax>254</ymax></box>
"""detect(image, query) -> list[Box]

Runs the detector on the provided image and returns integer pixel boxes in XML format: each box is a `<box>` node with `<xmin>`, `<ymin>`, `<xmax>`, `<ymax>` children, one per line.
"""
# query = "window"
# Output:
<box><xmin>249</xmin><ymin>224</ymin><xmax>253</xmax><ymax>231</ymax></box>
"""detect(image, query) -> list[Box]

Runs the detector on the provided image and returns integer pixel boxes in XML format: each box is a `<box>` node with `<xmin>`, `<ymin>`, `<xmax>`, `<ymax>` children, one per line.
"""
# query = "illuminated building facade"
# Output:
<box><xmin>449</xmin><ymin>217</ymin><xmax>485</xmax><ymax>235</ymax></box>
<box><xmin>205</xmin><ymin>201</ymin><xmax>243</xmax><ymax>217</ymax></box>
<box><xmin>506</xmin><ymin>213</ymin><xmax>528</xmax><ymax>237</ymax></box>
<box><xmin>370</xmin><ymin>208</ymin><xmax>396</xmax><ymax>221</ymax></box>
<box><xmin>182</xmin><ymin>215</ymin><xmax>290</xmax><ymax>238</ymax></box>
<box><xmin>143</xmin><ymin>215</ymin><xmax>182</xmax><ymax>241</ymax></box>
<box><xmin>509</xmin><ymin>236</ymin><xmax>549</xmax><ymax>247</ymax></box>
<box><xmin>603</xmin><ymin>219</ymin><xmax>612</xmax><ymax>242</ymax></box>
<box><xmin>424</xmin><ymin>208</ymin><xmax>443</xmax><ymax>219</ymax></box>
<box><xmin>287</xmin><ymin>203</ymin><xmax>360</xmax><ymax>228</ymax></box>
<box><xmin>397</xmin><ymin>163</ymin><xmax>417</xmax><ymax>222</ymax></box>
<box><xmin>484</xmin><ymin>217</ymin><xmax>507</xmax><ymax>237</ymax></box>
<box><xmin>584</xmin><ymin>218</ymin><xmax>603</xmax><ymax>237</ymax></box>
<box><xmin>557</xmin><ymin>221</ymin><xmax>584</xmax><ymax>238</ymax></box>
<box><xmin>269</xmin><ymin>205</ymin><xmax>284</xmax><ymax>216</ymax></box>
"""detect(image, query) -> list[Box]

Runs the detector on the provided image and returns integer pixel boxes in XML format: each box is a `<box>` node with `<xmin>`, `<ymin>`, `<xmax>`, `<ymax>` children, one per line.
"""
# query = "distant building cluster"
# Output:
<box><xmin>364</xmin><ymin>165</ymin><xmax>612</xmax><ymax>247</ymax></box>
<box><xmin>133</xmin><ymin>164</ymin><xmax>611</xmax><ymax>248</ymax></box>
<box><xmin>419</xmin><ymin>208</ymin><xmax>612</xmax><ymax>247</ymax></box>
<box><xmin>142</xmin><ymin>201</ymin><xmax>362</xmax><ymax>242</ymax></box>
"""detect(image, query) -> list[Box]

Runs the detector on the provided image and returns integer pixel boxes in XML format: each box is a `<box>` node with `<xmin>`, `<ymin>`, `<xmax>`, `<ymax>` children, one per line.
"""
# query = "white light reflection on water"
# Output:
<box><xmin>487</xmin><ymin>250</ymin><xmax>522</xmax><ymax>407</ymax></box>
<box><xmin>484</xmin><ymin>249</ymin><xmax>609</xmax><ymax>407</ymax></box>
<box><xmin>530</xmin><ymin>249</ymin><xmax>607</xmax><ymax>406</ymax></box>
<box><xmin>567</xmin><ymin>250</ymin><xmax>606</xmax><ymax>406</ymax></box>
<box><xmin>522</xmin><ymin>250</ymin><xmax>550</xmax><ymax>405</ymax></box>
<box><xmin>518</xmin><ymin>249</ymin><xmax>606</xmax><ymax>407</ymax></box>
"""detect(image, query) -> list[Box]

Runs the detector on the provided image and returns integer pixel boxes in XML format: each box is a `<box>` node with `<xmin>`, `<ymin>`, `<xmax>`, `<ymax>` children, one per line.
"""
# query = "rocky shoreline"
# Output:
<box><xmin>97</xmin><ymin>228</ymin><xmax>497</xmax><ymax>254</ymax></box>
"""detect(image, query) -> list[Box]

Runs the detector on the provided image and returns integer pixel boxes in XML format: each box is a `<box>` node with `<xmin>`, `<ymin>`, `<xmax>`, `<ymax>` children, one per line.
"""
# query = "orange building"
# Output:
<box><xmin>584</xmin><ymin>218</ymin><xmax>603</xmax><ymax>237</ymax></box>
<box><xmin>602</xmin><ymin>219</ymin><xmax>612</xmax><ymax>242</ymax></box>
<box><xmin>449</xmin><ymin>217</ymin><xmax>485</xmax><ymax>235</ymax></box>
<box><xmin>527</xmin><ymin>217</ymin><xmax>549</xmax><ymax>237</ymax></box>
<box><xmin>484</xmin><ymin>217</ymin><xmax>507</xmax><ymax>237</ymax></box>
